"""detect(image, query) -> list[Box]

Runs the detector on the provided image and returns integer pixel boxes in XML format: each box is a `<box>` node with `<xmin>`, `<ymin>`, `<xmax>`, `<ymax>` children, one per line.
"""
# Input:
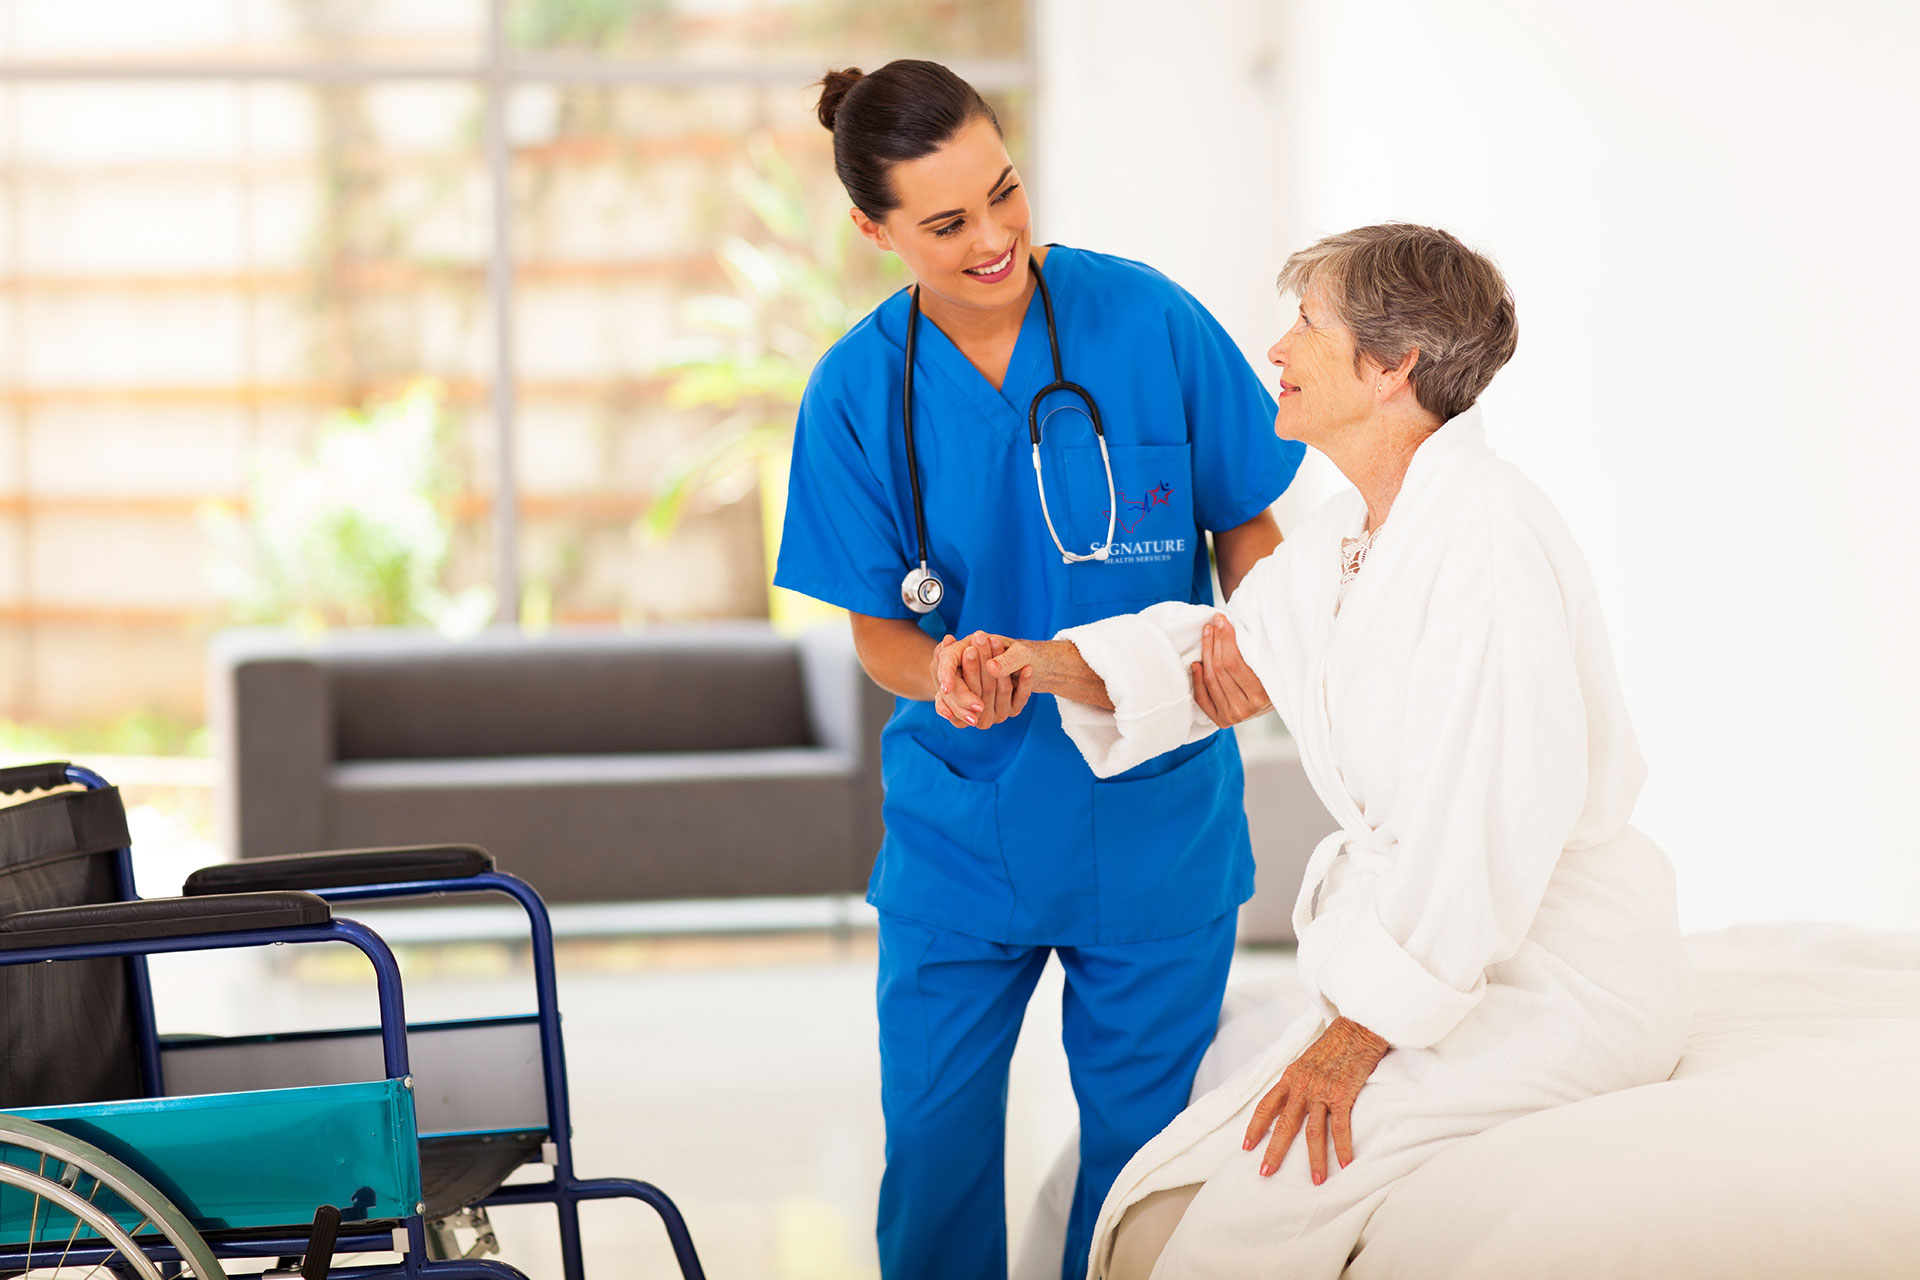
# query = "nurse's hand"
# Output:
<box><xmin>1192</xmin><ymin>615</ymin><xmax>1272</xmax><ymax>728</ymax></box>
<box><xmin>1243</xmin><ymin>1016</ymin><xmax>1390</xmax><ymax>1186</ymax></box>
<box><xmin>968</xmin><ymin>634</ymin><xmax>1033</xmax><ymax>730</ymax></box>
<box><xmin>931</xmin><ymin>634</ymin><xmax>978</xmax><ymax>727</ymax></box>
<box><xmin>932</xmin><ymin>632</ymin><xmax>1031</xmax><ymax>729</ymax></box>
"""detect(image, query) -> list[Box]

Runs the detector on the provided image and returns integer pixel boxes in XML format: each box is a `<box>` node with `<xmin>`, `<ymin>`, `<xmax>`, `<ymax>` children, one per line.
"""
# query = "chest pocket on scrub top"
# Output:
<box><xmin>1060</xmin><ymin>443</ymin><xmax>1197</xmax><ymax>605</ymax></box>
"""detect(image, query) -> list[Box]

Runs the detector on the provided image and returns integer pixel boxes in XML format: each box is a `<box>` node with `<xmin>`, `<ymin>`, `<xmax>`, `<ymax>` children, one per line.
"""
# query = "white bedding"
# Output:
<box><xmin>1013</xmin><ymin>924</ymin><xmax>1920</xmax><ymax>1279</ymax></box>
<box><xmin>1352</xmin><ymin>923</ymin><xmax>1920</xmax><ymax>1278</ymax></box>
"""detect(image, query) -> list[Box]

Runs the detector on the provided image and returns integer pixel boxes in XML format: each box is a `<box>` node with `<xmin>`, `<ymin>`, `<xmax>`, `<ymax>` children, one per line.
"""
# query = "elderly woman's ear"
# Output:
<box><xmin>1376</xmin><ymin>348</ymin><xmax>1420</xmax><ymax>403</ymax></box>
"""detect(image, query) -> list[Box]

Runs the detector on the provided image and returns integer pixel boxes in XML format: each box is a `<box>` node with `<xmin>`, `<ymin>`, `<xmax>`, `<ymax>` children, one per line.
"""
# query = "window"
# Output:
<box><xmin>0</xmin><ymin>0</ymin><xmax>1034</xmax><ymax>734</ymax></box>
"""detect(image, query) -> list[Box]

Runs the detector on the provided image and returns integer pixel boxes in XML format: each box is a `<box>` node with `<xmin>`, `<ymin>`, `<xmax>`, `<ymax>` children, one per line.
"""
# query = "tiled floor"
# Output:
<box><xmin>144</xmin><ymin>930</ymin><xmax>1299</xmax><ymax>1279</ymax></box>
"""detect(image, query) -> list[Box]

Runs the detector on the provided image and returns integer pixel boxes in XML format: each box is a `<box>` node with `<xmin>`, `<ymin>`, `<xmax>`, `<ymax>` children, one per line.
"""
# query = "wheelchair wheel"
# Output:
<box><xmin>0</xmin><ymin>1113</ymin><xmax>224</xmax><ymax>1278</ymax></box>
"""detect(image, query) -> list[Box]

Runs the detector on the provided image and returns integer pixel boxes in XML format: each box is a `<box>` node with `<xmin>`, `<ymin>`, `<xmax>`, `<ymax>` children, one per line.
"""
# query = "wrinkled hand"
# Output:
<box><xmin>932</xmin><ymin>631</ymin><xmax>1032</xmax><ymax>730</ymax></box>
<box><xmin>986</xmin><ymin>637</ymin><xmax>1044</xmax><ymax>685</ymax></box>
<box><xmin>1243</xmin><ymin>1017</ymin><xmax>1390</xmax><ymax>1185</ymax></box>
<box><xmin>1192</xmin><ymin>614</ymin><xmax>1272</xmax><ymax>728</ymax></box>
<box><xmin>989</xmin><ymin>638</ymin><xmax>1111</xmax><ymax>711</ymax></box>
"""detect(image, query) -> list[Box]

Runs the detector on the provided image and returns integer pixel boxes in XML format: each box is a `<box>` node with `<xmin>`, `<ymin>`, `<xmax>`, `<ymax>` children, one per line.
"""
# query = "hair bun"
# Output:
<box><xmin>816</xmin><ymin>67</ymin><xmax>864</xmax><ymax>131</ymax></box>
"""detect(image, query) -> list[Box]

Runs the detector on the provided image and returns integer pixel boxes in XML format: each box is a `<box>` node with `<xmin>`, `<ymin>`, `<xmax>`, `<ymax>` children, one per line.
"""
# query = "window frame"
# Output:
<box><xmin>0</xmin><ymin>0</ymin><xmax>1039</xmax><ymax>623</ymax></box>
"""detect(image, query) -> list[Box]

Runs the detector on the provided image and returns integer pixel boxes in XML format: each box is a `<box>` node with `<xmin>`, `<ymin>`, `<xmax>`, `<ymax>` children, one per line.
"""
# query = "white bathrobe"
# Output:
<box><xmin>1055</xmin><ymin>408</ymin><xmax>1692</xmax><ymax>1279</ymax></box>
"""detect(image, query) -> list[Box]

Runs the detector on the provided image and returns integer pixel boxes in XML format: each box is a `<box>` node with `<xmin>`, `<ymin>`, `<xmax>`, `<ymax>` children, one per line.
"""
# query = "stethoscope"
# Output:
<box><xmin>899</xmin><ymin>253</ymin><xmax>1117</xmax><ymax>615</ymax></box>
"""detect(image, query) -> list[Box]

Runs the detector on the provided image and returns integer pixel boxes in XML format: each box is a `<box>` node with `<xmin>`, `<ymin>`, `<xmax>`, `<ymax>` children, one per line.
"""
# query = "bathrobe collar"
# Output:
<box><xmin>1325</xmin><ymin>405</ymin><xmax>1489</xmax><ymax>632</ymax></box>
<box><xmin>1287</xmin><ymin>405</ymin><xmax>1495</xmax><ymax>937</ymax></box>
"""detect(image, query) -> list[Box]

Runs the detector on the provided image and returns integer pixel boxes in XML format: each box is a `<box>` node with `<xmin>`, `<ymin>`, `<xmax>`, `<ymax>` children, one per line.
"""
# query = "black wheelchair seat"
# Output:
<box><xmin>420</xmin><ymin>1130</ymin><xmax>549</xmax><ymax>1221</ymax></box>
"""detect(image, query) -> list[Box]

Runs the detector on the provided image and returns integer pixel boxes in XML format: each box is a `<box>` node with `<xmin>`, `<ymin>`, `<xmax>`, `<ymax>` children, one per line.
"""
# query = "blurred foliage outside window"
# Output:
<box><xmin>641</xmin><ymin>136</ymin><xmax>907</xmax><ymax>629</ymax></box>
<box><xmin>0</xmin><ymin>0</ymin><xmax>1031</xmax><ymax>744</ymax></box>
<box><xmin>202</xmin><ymin>381</ymin><xmax>496</xmax><ymax>635</ymax></box>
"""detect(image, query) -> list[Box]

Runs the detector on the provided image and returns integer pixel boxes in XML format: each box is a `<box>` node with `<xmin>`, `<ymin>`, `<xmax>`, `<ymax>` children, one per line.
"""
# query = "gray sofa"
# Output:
<box><xmin>210</xmin><ymin>624</ymin><xmax>894</xmax><ymax>904</ymax></box>
<box><xmin>211</xmin><ymin>624</ymin><xmax>1328</xmax><ymax>939</ymax></box>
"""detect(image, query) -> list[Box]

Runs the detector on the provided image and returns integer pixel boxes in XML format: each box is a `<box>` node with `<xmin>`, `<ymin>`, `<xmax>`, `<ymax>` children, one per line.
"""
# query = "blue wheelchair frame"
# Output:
<box><xmin>0</xmin><ymin>764</ymin><xmax>706</xmax><ymax>1280</ymax></box>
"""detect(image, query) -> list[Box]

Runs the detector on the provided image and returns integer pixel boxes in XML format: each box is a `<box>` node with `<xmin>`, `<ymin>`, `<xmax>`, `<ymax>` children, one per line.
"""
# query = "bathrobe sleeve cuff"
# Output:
<box><xmin>1055</xmin><ymin>608</ymin><xmax>1216</xmax><ymax>779</ymax></box>
<box><xmin>1313</xmin><ymin>901</ymin><xmax>1486</xmax><ymax>1049</ymax></box>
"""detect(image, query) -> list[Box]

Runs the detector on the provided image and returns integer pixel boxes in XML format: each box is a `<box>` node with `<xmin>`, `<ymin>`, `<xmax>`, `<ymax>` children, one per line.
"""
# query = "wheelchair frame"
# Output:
<box><xmin>0</xmin><ymin>763</ymin><xmax>706</xmax><ymax>1280</ymax></box>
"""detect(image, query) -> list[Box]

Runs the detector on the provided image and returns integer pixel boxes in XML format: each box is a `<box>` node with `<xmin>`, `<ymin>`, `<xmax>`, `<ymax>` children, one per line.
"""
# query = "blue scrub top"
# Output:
<box><xmin>775</xmin><ymin>246</ymin><xmax>1305</xmax><ymax>946</ymax></box>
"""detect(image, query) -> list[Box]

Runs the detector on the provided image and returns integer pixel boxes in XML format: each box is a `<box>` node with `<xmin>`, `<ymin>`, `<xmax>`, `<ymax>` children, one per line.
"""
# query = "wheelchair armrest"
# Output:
<box><xmin>0</xmin><ymin>760</ymin><xmax>73</xmax><ymax>794</ymax></box>
<box><xmin>183</xmin><ymin>844</ymin><xmax>495</xmax><ymax>897</ymax></box>
<box><xmin>0</xmin><ymin>891</ymin><xmax>331</xmax><ymax>950</ymax></box>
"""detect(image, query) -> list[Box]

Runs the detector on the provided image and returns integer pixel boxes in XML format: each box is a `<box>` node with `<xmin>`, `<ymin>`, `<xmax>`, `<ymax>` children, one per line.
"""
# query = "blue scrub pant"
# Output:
<box><xmin>875</xmin><ymin>911</ymin><xmax>1238</xmax><ymax>1280</ymax></box>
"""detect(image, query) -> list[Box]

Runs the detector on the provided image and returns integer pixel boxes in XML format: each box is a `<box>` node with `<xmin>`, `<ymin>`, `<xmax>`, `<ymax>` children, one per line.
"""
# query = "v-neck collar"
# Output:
<box><xmin>906</xmin><ymin>246</ymin><xmax>1065</xmax><ymax>445</ymax></box>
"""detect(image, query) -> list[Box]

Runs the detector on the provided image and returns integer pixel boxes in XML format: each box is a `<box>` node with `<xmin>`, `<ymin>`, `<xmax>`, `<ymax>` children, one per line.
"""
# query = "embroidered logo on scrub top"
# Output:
<box><xmin>1104</xmin><ymin>482</ymin><xmax>1176</xmax><ymax>535</ymax></box>
<box><xmin>1097</xmin><ymin>482</ymin><xmax>1187</xmax><ymax>565</ymax></box>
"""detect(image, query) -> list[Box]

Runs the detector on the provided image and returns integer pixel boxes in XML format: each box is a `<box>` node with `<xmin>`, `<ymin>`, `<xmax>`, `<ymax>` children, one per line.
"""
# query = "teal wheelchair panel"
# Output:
<box><xmin>1</xmin><ymin>1078</ymin><xmax>421</xmax><ymax>1241</ymax></box>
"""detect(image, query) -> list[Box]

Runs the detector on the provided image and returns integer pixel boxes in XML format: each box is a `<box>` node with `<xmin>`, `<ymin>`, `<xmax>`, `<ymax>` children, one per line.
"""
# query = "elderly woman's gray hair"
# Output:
<box><xmin>1278</xmin><ymin>224</ymin><xmax>1519</xmax><ymax>423</ymax></box>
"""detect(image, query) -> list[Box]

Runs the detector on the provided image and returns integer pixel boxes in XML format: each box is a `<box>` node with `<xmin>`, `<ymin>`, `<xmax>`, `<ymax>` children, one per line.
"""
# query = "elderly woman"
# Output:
<box><xmin>955</xmin><ymin>224</ymin><xmax>1691</xmax><ymax>1278</ymax></box>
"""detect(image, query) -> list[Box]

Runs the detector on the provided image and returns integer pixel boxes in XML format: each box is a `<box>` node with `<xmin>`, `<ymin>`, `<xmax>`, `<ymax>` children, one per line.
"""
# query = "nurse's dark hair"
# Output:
<box><xmin>816</xmin><ymin>60</ymin><xmax>1002</xmax><ymax>220</ymax></box>
<box><xmin>1278</xmin><ymin>223</ymin><xmax>1519</xmax><ymax>423</ymax></box>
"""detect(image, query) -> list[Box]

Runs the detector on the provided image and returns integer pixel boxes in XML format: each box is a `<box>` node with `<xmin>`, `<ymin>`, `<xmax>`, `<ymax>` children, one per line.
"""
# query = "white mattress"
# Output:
<box><xmin>1013</xmin><ymin>925</ymin><xmax>1920</xmax><ymax>1280</ymax></box>
<box><xmin>1350</xmin><ymin>923</ymin><xmax>1920</xmax><ymax>1278</ymax></box>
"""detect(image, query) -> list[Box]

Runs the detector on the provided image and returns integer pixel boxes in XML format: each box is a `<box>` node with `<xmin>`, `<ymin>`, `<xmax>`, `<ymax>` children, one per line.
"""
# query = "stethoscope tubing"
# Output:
<box><xmin>901</xmin><ymin>254</ymin><xmax>1116</xmax><ymax>597</ymax></box>
<box><xmin>901</xmin><ymin>276</ymin><xmax>937</xmax><ymax>583</ymax></box>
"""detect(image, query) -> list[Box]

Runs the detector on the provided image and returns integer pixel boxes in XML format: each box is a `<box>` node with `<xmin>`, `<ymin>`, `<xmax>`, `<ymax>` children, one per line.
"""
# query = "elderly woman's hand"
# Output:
<box><xmin>932</xmin><ymin>631</ymin><xmax>1031</xmax><ymax>729</ymax></box>
<box><xmin>1244</xmin><ymin>1017</ymin><xmax>1390</xmax><ymax>1185</ymax></box>
<box><xmin>1192</xmin><ymin>614</ymin><xmax>1272</xmax><ymax>728</ymax></box>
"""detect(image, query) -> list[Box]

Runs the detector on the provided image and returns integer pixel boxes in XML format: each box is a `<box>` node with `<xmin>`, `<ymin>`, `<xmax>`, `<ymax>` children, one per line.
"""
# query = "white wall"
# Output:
<box><xmin>1037</xmin><ymin>0</ymin><xmax>1920</xmax><ymax>930</ymax></box>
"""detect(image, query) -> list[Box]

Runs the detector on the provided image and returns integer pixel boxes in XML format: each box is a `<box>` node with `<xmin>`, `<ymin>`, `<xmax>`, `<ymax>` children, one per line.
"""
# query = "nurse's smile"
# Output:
<box><xmin>962</xmin><ymin>244</ymin><xmax>1018</xmax><ymax>282</ymax></box>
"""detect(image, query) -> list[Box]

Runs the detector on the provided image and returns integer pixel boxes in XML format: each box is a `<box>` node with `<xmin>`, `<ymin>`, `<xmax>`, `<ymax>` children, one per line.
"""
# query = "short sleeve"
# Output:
<box><xmin>1167</xmin><ymin>285</ymin><xmax>1306</xmax><ymax>533</ymax></box>
<box><xmin>772</xmin><ymin>368</ymin><xmax>915</xmax><ymax>620</ymax></box>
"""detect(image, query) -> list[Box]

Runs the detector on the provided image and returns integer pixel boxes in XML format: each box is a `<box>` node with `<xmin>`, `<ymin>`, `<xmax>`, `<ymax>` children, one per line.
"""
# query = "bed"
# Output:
<box><xmin>1015</xmin><ymin>924</ymin><xmax>1920</xmax><ymax>1278</ymax></box>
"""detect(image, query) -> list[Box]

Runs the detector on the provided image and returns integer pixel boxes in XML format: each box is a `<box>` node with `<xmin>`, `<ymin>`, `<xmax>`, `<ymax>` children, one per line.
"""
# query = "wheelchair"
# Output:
<box><xmin>0</xmin><ymin>761</ymin><xmax>707</xmax><ymax>1279</ymax></box>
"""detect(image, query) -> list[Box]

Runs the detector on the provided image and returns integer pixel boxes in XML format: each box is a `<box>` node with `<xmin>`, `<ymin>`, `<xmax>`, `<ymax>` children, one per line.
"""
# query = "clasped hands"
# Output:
<box><xmin>930</xmin><ymin>614</ymin><xmax>1273</xmax><ymax>730</ymax></box>
<box><xmin>929</xmin><ymin>631</ymin><xmax>1034</xmax><ymax>730</ymax></box>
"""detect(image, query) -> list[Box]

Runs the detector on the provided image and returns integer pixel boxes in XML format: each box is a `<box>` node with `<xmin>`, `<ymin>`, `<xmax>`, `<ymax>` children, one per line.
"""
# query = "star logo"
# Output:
<box><xmin>1104</xmin><ymin>482</ymin><xmax>1176</xmax><ymax>535</ymax></box>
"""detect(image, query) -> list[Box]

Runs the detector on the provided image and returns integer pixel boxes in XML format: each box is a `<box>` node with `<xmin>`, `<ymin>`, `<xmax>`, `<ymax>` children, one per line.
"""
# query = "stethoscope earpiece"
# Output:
<box><xmin>899</xmin><ymin>255</ymin><xmax>1117</xmax><ymax>604</ymax></box>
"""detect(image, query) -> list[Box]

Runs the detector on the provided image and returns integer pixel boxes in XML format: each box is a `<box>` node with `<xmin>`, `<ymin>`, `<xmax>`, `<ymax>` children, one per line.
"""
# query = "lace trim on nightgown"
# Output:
<box><xmin>1334</xmin><ymin>526</ymin><xmax>1376</xmax><ymax>615</ymax></box>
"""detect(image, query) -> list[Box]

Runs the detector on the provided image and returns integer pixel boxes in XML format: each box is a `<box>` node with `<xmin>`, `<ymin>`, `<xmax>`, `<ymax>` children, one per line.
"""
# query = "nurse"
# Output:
<box><xmin>774</xmin><ymin>59</ymin><xmax>1305</xmax><ymax>1280</ymax></box>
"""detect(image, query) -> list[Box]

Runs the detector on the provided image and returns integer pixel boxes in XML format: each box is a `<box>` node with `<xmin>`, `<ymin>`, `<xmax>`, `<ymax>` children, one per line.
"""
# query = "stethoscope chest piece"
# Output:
<box><xmin>901</xmin><ymin>565</ymin><xmax>944</xmax><ymax>614</ymax></box>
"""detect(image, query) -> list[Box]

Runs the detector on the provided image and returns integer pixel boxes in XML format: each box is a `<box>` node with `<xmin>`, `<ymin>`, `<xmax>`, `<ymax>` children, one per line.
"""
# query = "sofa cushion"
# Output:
<box><xmin>330</xmin><ymin>748</ymin><xmax>854</xmax><ymax>790</ymax></box>
<box><xmin>326</xmin><ymin>629</ymin><xmax>813</xmax><ymax>760</ymax></box>
<box><xmin>325</xmin><ymin>749</ymin><xmax>868</xmax><ymax>902</ymax></box>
